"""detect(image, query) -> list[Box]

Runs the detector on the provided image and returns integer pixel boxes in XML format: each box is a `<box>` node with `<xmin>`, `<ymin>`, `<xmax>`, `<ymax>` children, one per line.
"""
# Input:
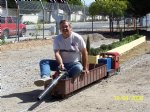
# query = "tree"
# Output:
<box><xmin>92</xmin><ymin>0</ymin><xmax>127</xmax><ymax>18</ymax></box>
<box><xmin>126</xmin><ymin>0</ymin><xmax>150</xmax><ymax>17</ymax></box>
<box><xmin>89</xmin><ymin>1</ymin><xmax>101</xmax><ymax>32</ymax></box>
<box><xmin>89</xmin><ymin>0</ymin><xmax>128</xmax><ymax>32</ymax></box>
<box><xmin>66</xmin><ymin>0</ymin><xmax>83</xmax><ymax>6</ymax></box>
<box><xmin>89</xmin><ymin>2</ymin><xmax>100</xmax><ymax>16</ymax></box>
<box><xmin>86</xmin><ymin>36</ymin><xmax>90</xmax><ymax>54</ymax></box>
<box><xmin>125</xmin><ymin>0</ymin><xmax>150</xmax><ymax>30</ymax></box>
<box><xmin>7</xmin><ymin>0</ymin><xmax>17</xmax><ymax>8</ymax></box>
<box><xmin>46</xmin><ymin>0</ymin><xmax>66</xmax><ymax>3</ymax></box>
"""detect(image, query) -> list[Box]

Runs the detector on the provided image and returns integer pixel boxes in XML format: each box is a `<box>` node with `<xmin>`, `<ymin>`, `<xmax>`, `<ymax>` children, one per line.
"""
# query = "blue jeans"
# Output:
<box><xmin>39</xmin><ymin>59</ymin><xmax>83</xmax><ymax>78</ymax></box>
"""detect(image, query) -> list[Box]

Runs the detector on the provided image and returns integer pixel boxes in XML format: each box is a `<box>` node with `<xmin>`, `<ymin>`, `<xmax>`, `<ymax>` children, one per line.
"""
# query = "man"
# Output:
<box><xmin>34</xmin><ymin>20</ymin><xmax>89</xmax><ymax>86</ymax></box>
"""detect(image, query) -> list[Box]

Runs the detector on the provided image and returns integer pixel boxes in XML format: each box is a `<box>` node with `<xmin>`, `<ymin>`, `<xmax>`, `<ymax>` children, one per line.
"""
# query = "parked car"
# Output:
<box><xmin>0</xmin><ymin>16</ymin><xmax>26</xmax><ymax>39</ymax></box>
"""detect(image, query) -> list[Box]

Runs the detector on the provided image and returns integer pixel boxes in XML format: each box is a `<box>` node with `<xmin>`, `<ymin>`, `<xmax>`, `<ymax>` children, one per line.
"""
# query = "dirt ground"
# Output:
<box><xmin>1</xmin><ymin>35</ymin><xmax>150</xmax><ymax>112</ymax></box>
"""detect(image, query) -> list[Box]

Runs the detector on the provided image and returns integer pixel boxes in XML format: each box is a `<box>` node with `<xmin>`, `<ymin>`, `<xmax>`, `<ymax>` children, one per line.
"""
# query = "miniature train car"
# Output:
<box><xmin>99</xmin><ymin>52</ymin><xmax>120</xmax><ymax>76</ymax></box>
<box><xmin>43</xmin><ymin>52</ymin><xmax>120</xmax><ymax>99</ymax></box>
<box><xmin>48</xmin><ymin>64</ymin><xmax>107</xmax><ymax>98</ymax></box>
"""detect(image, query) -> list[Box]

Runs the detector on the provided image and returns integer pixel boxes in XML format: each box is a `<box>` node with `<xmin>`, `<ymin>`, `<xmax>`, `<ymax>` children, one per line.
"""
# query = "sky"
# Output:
<box><xmin>83</xmin><ymin>0</ymin><xmax>95</xmax><ymax>6</ymax></box>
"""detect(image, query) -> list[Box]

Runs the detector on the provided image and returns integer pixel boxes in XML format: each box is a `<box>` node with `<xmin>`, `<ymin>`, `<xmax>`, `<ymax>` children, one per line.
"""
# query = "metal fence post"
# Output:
<box><xmin>40</xmin><ymin>0</ymin><xmax>45</xmax><ymax>39</ymax></box>
<box><xmin>56</xmin><ymin>3</ymin><xmax>59</xmax><ymax>35</ymax></box>
<box><xmin>15</xmin><ymin>0</ymin><xmax>20</xmax><ymax>41</ymax></box>
<box><xmin>82</xmin><ymin>0</ymin><xmax>85</xmax><ymax>22</ymax></box>
<box><xmin>66</xmin><ymin>2</ymin><xmax>71</xmax><ymax>21</ymax></box>
<box><xmin>5</xmin><ymin>0</ymin><xmax>8</xmax><ymax>16</ymax></box>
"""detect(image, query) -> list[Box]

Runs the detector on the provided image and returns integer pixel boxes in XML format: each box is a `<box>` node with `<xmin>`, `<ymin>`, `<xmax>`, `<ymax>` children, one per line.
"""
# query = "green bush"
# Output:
<box><xmin>100</xmin><ymin>44</ymin><xmax>108</xmax><ymax>51</ymax></box>
<box><xmin>89</xmin><ymin>34</ymin><xmax>143</xmax><ymax>56</ymax></box>
<box><xmin>0</xmin><ymin>38</ymin><xmax>6</xmax><ymax>45</ymax></box>
<box><xmin>90</xmin><ymin>48</ymin><xmax>100</xmax><ymax>56</ymax></box>
<box><xmin>86</xmin><ymin>36</ymin><xmax>90</xmax><ymax>54</ymax></box>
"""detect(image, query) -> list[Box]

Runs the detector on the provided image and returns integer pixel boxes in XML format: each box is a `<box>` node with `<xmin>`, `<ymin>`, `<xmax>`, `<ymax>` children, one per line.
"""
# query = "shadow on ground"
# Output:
<box><xmin>1</xmin><ymin>90</ymin><xmax>43</xmax><ymax>103</ymax></box>
<box><xmin>1</xmin><ymin>89</ymin><xmax>62</xmax><ymax>111</ymax></box>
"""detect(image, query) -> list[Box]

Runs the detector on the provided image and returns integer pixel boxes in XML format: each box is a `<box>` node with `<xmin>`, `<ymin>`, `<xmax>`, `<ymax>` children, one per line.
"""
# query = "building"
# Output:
<box><xmin>140</xmin><ymin>13</ymin><xmax>150</xmax><ymax>27</ymax></box>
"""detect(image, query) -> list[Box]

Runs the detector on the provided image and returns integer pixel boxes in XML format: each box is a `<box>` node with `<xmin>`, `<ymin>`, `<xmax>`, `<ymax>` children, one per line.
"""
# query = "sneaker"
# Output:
<box><xmin>34</xmin><ymin>76</ymin><xmax>52</xmax><ymax>87</ymax></box>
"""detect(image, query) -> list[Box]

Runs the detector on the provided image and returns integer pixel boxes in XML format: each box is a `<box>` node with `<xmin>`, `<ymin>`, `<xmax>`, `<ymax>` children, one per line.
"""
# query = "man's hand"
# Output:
<box><xmin>58</xmin><ymin>63</ymin><xmax>65</xmax><ymax>70</ymax></box>
<box><xmin>82</xmin><ymin>68</ymin><xmax>89</xmax><ymax>75</ymax></box>
<box><xmin>81</xmin><ymin>48</ymin><xmax>89</xmax><ymax>74</ymax></box>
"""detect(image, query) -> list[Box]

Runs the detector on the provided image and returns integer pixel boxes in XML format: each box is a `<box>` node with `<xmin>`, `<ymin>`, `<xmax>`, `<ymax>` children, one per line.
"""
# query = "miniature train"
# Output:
<box><xmin>38</xmin><ymin>52</ymin><xmax>120</xmax><ymax>100</ymax></box>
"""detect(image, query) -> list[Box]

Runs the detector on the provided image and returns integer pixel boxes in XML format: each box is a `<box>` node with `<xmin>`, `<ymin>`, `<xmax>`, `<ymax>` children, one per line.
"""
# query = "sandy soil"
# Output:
<box><xmin>0</xmin><ymin>34</ymin><xmax>150</xmax><ymax>112</ymax></box>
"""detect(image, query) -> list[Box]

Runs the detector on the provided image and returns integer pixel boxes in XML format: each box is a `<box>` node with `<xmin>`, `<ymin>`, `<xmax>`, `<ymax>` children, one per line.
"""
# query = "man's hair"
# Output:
<box><xmin>59</xmin><ymin>20</ymin><xmax>71</xmax><ymax>27</ymax></box>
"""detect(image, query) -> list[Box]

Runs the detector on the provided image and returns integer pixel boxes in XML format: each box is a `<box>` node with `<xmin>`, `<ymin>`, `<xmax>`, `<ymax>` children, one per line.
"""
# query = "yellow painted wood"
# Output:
<box><xmin>107</xmin><ymin>36</ymin><xmax>146</xmax><ymax>55</ymax></box>
<box><xmin>88</xmin><ymin>55</ymin><xmax>99</xmax><ymax>64</ymax></box>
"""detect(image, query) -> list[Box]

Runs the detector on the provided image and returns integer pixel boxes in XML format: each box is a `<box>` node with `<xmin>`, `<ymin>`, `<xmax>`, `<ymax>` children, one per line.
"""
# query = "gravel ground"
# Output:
<box><xmin>0</xmin><ymin>33</ymin><xmax>150</xmax><ymax>112</ymax></box>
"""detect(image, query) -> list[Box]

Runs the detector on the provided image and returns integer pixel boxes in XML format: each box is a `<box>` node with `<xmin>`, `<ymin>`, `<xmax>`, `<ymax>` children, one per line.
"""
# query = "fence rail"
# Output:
<box><xmin>0</xmin><ymin>1</ymin><xmax>150</xmax><ymax>41</ymax></box>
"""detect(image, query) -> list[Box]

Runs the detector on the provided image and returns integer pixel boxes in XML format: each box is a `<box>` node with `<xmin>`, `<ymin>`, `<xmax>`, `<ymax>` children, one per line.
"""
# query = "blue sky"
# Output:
<box><xmin>82</xmin><ymin>0</ymin><xmax>95</xmax><ymax>6</ymax></box>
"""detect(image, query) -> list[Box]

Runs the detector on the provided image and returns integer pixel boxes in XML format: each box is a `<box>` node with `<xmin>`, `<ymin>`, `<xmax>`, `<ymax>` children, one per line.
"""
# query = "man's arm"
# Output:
<box><xmin>54</xmin><ymin>50</ymin><xmax>65</xmax><ymax>70</ymax></box>
<box><xmin>81</xmin><ymin>48</ymin><xmax>89</xmax><ymax>73</ymax></box>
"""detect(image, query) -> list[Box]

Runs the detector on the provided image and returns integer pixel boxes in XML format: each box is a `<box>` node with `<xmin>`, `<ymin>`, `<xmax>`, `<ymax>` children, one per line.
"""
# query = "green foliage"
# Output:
<box><xmin>32</xmin><ymin>23</ymin><xmax>42</xmax><ymax>38</ymax></box>
<box><xmin>89</xmin><ymin>0</ymin><xmax>128</xmax><ymax>17</ymax></box>
<box><xmin>89</xmin><ymin>2</ymin><xmax>100</xmax><ymax>16</ymax></box>
<box><xmin>7</xmin><ymin>0</ymin><xmax>17</xmax><ymax>8</ymax></box>
<box><xmin>90</xmin><ymin>48</ymin><xmax>100</xmax><ymax>56</ymax></box>
<box><xmin>86</xmin><ymin>36</ymin><xmax>91</xmax><ymax>54</ymax></box>
<box><xmin>100</xmin><ymin>44</ymin><xmax>108</xmax><ymax>51</ymax></box>
<box><xmin>66</xmin><ymin>0</ymin><xmax>83</xmax><ymax>6</ymax></box>
<box><xmin>89</xmin><ymin>34</ymin><xmax>142</xmax><ymax>56</ymax></box>
<box><xmin>126</xmin><ymin>0</ymin><xmax>150</xmax><ymax>17</ymax></box>
<box><xmin>86</xmin><ymin>36</ymin><xmax>101</xmax><ymax>56</ymax></box>
<box><xmin>0</xmin><ymin>38</ymin><xmax>6</xmax><ymax>45</ymax></box>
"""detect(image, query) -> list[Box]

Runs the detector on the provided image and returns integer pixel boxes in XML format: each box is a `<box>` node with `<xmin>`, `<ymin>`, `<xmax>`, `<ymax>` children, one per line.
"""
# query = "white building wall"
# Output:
<box><xmin>22</xmin><ymin>10</ymin><xmax>56</xmax><ymax>23</ymax></box>
<box><xmin>1</xmin><ymin>7</ymin><xmax>85</xmax><ymax>23</ymax></box>
<box><xmin>22</xmin><ymin>14</ymin><xmax>39</xmax><ymax>23</ymax></box>
<box><xmin>71</xmin><ymin>11</ymin><xmax>84</xmax><ymax>22</ymax></box>
<box><xmin>140</xmin><ymin>13</ymin><xmax>150</xmax><ymax>26</ymax></box>
<box><xmin>1</xmin><ymin>8</ymin><xmax>17</xmax><ymax>16</ymax></box>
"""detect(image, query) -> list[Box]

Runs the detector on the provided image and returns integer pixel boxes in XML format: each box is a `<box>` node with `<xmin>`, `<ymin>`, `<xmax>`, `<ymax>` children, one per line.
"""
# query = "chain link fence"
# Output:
<box><xmin>1</xmin><ymin>1</ymin><xmax>90</xmax><ymax>40</ymax></box>
<box><xmin>0</xmin><ymin>1</ymin><xmax>150</xmax><ymax>41</ymax></box>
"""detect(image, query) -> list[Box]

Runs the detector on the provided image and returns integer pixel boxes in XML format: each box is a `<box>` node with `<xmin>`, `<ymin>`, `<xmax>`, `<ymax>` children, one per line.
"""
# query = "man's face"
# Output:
<box><xmin>60</xmin><ymin>22</ymin><xmax>72</xmax><ymax>38</ymax></box>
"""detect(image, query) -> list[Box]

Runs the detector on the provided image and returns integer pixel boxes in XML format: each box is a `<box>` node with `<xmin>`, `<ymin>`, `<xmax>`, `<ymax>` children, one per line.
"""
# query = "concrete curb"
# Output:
<box><xmin>107</xmin><ymin>36</ymin><xmax>146</xmax><ymax>55</ymax></box>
